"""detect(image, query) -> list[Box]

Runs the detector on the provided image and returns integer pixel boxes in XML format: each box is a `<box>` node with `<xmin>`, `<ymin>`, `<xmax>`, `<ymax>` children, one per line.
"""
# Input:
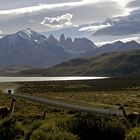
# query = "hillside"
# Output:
<box><xmin>19</xmin><ymin>50</ymin><xmax>140</xmax><ymax>77</ymax></box>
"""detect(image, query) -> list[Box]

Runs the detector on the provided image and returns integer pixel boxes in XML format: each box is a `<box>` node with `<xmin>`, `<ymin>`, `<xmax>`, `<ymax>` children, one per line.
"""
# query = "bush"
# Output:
<box><xmin>125</xmin><ymin>128</ymin><xmax>140</xmax><ymax>140</ymax></box>
<box><xmin>0</xmin><ymin>118</ymin><xmax>24</xmax><ymax>140</ymax></box>
<box><xmin>30</xmin><ymin>129</ymin><xmax>78</xmax><ymax>140</ymax></box>
<box><xmin>25</xmin><ymin>120</ymin><xmax>43</xmax><ymax>140</ymax></box>
<box><xmin>58</xmin><ymin>113</ymin><xmax>126</xmax><ymax>140</ymax></box>
<box><xmin>30</xmin><ymin>122</ymin><xmax>78</xmax><ymax>140</ymax></box>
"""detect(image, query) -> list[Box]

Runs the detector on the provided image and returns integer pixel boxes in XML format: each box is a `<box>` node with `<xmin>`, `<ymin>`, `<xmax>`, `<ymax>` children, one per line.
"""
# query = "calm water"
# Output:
<box><xmin>0</xmin><ymin>77</ymin><xmax>109</xmax><ymax>82</ymax></box>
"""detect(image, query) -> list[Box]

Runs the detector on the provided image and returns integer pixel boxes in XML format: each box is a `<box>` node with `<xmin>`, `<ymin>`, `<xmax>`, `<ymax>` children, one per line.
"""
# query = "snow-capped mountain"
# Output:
<box><xmin>0</xmin><ymin>28</ymin><xmax>68</xmax><ymax>67</ymax></box>
<box><xmin>0</xmin><ymin>28</ymin><xmax>97</xmax><ymax>67</ymax></box>
<box><xmin>5</xmin><ymin>28</ymin><xmax>47</xmax><ymax>45</ymax></box>
<box><xmin>0</xmin><ymin>28</ymin><xmax>139</xmax><ymax>67</ymax></box>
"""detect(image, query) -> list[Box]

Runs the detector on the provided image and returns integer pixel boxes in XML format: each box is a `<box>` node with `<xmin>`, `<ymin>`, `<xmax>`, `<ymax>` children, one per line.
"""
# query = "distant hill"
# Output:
<box><xmin>18</xmin><ymin>50</ymin><xmax>140</xmax><ymax>77</ymax></box>
<box><xmin>97</xmin><ymin>41</ymin><xmax>140</xmax><ymax>55</ymax></box>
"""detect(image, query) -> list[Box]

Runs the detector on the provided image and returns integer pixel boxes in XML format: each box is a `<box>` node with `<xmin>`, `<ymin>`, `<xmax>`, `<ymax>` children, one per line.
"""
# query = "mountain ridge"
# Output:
<box><xmin>0</xmin><ymin>28</ymin><xmax>139</xmax><ymax>67</ymax></box>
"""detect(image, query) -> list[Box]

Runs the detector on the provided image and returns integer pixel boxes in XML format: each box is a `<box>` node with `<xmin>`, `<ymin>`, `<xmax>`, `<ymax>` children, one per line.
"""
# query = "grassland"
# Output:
<box><xmin>0</xmin><ymin>75</ymin><xmax>140</xmax><ymax>139</ymax></box>
<box><xmin>16</xmin><ymin>75</ymin><xmax>140</xmax><ymax>111</ymax></box>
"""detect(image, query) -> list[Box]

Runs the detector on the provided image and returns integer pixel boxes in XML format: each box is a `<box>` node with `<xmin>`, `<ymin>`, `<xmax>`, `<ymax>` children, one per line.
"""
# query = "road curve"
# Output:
<box><xmin>6</xmin><ymin>93</ymin><xmax>122</xmax><ymax>116</ymax></box>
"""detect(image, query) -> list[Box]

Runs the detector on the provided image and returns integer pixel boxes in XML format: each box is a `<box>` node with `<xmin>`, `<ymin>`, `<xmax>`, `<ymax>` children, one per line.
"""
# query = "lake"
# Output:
<box><xmin>0</xmin><ymin>77</ymin><xmax>109</xmax><ymax>82</ymax></box>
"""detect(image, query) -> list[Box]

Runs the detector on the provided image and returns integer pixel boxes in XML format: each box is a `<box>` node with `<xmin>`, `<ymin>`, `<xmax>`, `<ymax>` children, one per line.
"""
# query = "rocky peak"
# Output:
<box><xmin>48</xmin><ymin>35</ymin><xmax>59</xmax><ymax>45</ymax></box>
<box><xmin>6</xmin><ymin>28</ymin><xmax>47</xmax><ymax>45</ymax></box>
<box><xmin>125</xmin><ymin>40</ymin><xmax>139</xmax><ymax>45</ymax></box>
<box><xmin>66</xmin><ymin>37</ymin><xmax>73</xmax><ymax>43</ymax></box>
<box><xmin>112</xmin><ymin>41</ymin><xmax>124</xmax><ymax>46</ymax></box>
<box><xmin>74</xmin><ymin>38</ymin><xmax>96</xmax><ymax>48</ymax></box>
<box><xmin>60</xmin><ymin>34</ymin><xmax>66</xmax><ymax>44</ymax></box>
<box><xmin>16</xmin><ymin>28</ymin><xmax>38</xmax><ymax>40</ymax></box>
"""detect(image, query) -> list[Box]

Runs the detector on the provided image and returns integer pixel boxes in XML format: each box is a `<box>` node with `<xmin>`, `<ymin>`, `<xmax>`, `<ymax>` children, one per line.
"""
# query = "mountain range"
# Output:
<box><xmin>0</xmin><ymin>28</ymin><xmax>140</xmax><ymax>67</ymax></box>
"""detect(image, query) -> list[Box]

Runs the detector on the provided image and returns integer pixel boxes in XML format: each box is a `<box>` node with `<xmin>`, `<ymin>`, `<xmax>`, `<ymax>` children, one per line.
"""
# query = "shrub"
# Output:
<box><xmin>25</xmin><ymin>120</ymin><xmax>43</xmax><ymax>140</ymax></box>
<box><xmin>30</xmin><ymin>121</ymin><xmax>78</xmax><ymax>140</ymax></box>
<box><xmin>125</xmin><ymin>128</ymin><xmax>140</xmax><ymax>140</ymax></box>
<box><xmin>30</xmin><ymin>129</ymin><xmax>78</xmax><ymax>140</ymax></box>
<box><xmin>58</xmin><ymin>113</ymin><xmax>126</xmax><ymax>140</ymax></box>
<box><xmin>0</xmin><ymin>118</ymin><xmax>24</xmax><ymax>140</ymax></box>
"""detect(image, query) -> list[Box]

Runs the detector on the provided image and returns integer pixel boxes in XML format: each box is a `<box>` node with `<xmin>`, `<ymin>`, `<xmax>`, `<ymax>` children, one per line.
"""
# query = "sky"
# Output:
<box><xmin>0</xmin><ymin>0</ymin><xmax>140</xmax><ymax>45</ymax></box>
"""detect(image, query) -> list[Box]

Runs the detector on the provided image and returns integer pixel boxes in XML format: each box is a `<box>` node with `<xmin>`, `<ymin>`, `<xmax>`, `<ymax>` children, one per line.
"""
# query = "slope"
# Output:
<box><xmin>19</xmin><ymin>50</ymin><xmax>140</xmax><ymax>76</ymax></box>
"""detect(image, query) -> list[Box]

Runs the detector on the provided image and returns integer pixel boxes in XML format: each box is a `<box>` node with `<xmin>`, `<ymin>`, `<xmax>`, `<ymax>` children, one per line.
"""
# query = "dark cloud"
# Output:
<box><xmin>93</xmin><ymin>9</ymin><xmax>140</xmax><ymax>36</ymax></box>
<box><xmin>127</xmin><ymin>0</ymin><xmax>140</xmax><ymax>8</ymax></box>
<box><xmin>65</xmin><ymin>1</ymin><xmax>123</xmax><ymax>24</ymax></box>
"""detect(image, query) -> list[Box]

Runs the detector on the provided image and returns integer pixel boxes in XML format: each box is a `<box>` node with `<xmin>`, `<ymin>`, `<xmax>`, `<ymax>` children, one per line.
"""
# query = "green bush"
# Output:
<box><xmin>30</xmin><ymin>122</ymin><xmax>78</xmax><ymax>140</ymax></box>
<box><xmin>25</xmin><ymin>120</ymin><xmax>43</xmax><ymax>140</ymax></box>
<box><xmin>58</xmin><ymin>113</ymin><xmax>126</xmax><ymax>140</ymax></box>
<box><xmin>0</xmin><ymin>118</ymin><xmax>24</xmax><ymax>140</ymax></box>
<box><xmin>125</xmin><ymin>128</ymin><xmax>140</xmax><ymax>140</ymax></box>
<box><xmin>30</xmin><ymin>129</ymin><xmax>78</xmax><ymax>140</ymax></box>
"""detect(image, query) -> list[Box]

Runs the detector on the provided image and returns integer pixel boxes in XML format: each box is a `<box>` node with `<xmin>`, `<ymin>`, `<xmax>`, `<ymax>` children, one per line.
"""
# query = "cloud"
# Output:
<box><xmin>119</xmin><ymin>36</ymin><xmax>140</xmax><ymax>42</ymax></box>
<box><xmin>92</xmin><ymin>9</ymin><xmax>140</xmax><ymax>36</ymax></box>
<box><xmin>95</xmin><ymin>36</ymin><xmax>140</xmax><ymax>46</ymax></box>
<box><xmin>0</xmin><ymin>0</ymin><xmax>130</xmax><ymax>35</ymax></box>
<box><xmin>0</xmin><ymin>0</ymin><xmax>127</xmax><ymax>17</ymax></box>
<box><xmin>29</xmin><ymin>19</ymin><xmax>34</xmax><ymax>23</ymax></box>
<box><xmin>0</xmin><ymin>0</ymin><xmax>82</xmax><ymax>10</ymax></box>
<box><xmin>0</xmin><ymin>30</ymin><xmax>2</xmax><ymax>38</ymax></box>
<box><xmin>127</xmin><ymin>0</ymin><xmax>140</xmax><ymax>8</ymax></box>
<box><xmin>0</xmin><ymin>0</ymin><xmax>93</xmax><ymax>16</ymax></box>
<box><xmin>79</xmin><ymin>23</ymin><xmax>111</xmax><ymax>32</ymax></box>
<box><xmin>40</xmin><ymin>13</ymin><xmax>73</xmax><ymax>28</ymax></box>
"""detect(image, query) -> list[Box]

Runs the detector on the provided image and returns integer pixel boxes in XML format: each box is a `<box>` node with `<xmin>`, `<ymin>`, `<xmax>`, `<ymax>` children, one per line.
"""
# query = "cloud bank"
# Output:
<box><xmin>0</xmin><ymin>0</ymin><xmax>127</xmax><ymax>34</ymax></box>
<box><xmin>92</xmin><ymin>9</ymin><xmax>140</xmax><ymax>36</ymax></box>
<box><xmin>127</xmin><ymin>0</ymin><xmax>140</xmax><ymax>8</ymax></box>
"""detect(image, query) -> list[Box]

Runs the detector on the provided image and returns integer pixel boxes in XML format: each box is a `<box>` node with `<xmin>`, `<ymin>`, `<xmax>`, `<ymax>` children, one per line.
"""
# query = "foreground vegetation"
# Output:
<box><xmin>0</xmin><ymin>75</ymin><xmax>140</xmax><ymax>140</ymax></box>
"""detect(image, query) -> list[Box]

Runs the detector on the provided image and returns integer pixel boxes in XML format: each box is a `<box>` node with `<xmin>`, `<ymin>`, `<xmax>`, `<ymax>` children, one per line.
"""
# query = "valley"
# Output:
<box><xmin>1</xmin><ymin>0</ymin><xmax>140</xmax><ymax>139</ymax></box>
